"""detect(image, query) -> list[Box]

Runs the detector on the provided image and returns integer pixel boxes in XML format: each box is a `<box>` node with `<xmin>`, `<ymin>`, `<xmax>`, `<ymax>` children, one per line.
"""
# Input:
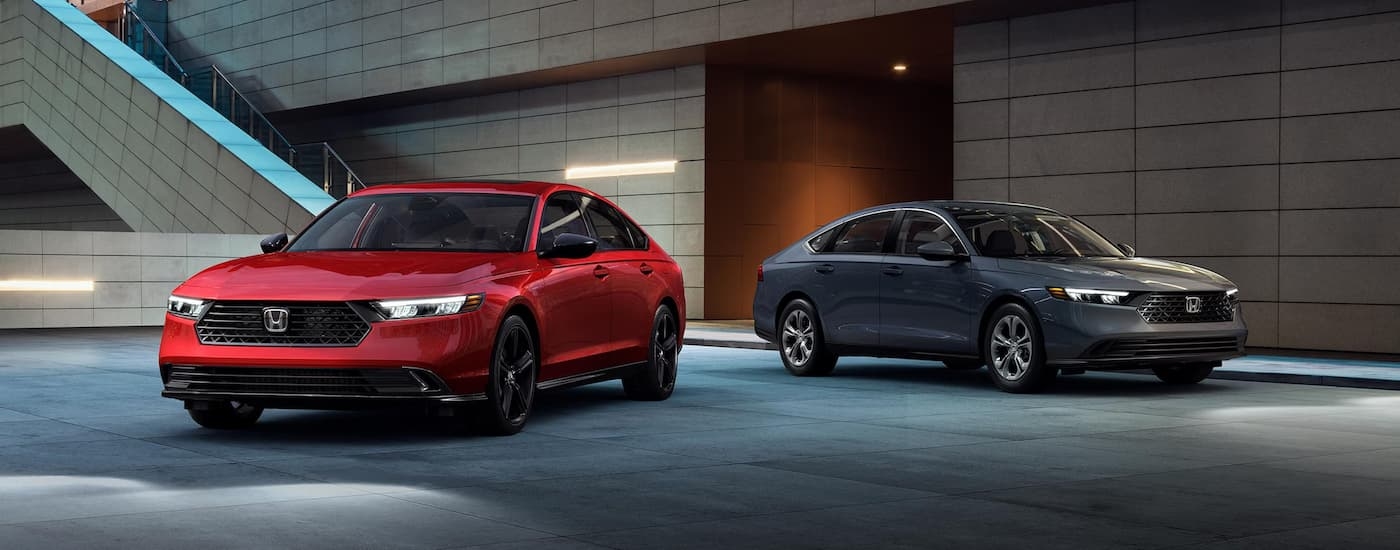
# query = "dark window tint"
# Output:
<box><xmin>807</xmin><ymin>228</ymin><xmax>836</xmax><ymax>252</ymax></box>
<box><xmin>580</xmin><ymin>196</ymin><xmax>647</xmax><ymax>250</ymax></box>
<box><xmin>829</xmin><ymin>212</ymin><xmax>895</xmax><ymax>254</ymax></box>
<box><xmin>947</xmin><ymin>207</ymin><xmax>1123</xmax><ymax>258</ymax></box>
<box><xmin>538</xmin><ymin>193</ymin><xmax>589</xmax><ymax>249</ymax></box>
<box><xmin>289</xmin><ymin>193</ymin><xmax>535</xmax><ymax>252</ymax></box>
<box><xmin>895</xmin><ymin>211</ymin><xmax>965</xmax><ymax>255</ymax></box>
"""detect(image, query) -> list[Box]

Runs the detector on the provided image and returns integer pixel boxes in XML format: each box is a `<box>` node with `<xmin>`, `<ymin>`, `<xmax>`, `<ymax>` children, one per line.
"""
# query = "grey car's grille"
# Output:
<box><xmin>1097</xmin><ymin>337</ymin><xmax>1241</xmax><ymax>359</ymax></box>
<box><xmin>163</xmin><ymin>366</ymin><xmax>440</xmax><ymax>396</ymax></box>
<box><xmin>195</xmin><ymin>302</ymin><xmax>370</xmax><ymax>346</ymax></box>
<box><xmin>1137</xmin><ymin>293</ymin><xmax>1233</xmax><ymax>324</ymax></box>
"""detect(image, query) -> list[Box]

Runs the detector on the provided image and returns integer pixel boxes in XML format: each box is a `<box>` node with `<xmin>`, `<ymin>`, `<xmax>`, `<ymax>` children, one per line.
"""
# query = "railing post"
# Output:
<box><xmin>322</xmin><ymin>145</ymin><xmax>331</xmax><ymax>194</ymax></box>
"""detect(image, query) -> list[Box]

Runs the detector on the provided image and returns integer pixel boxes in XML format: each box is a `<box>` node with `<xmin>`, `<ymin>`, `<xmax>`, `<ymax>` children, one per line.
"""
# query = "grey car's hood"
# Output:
<box><xmin>994</xmin><ymin>257</ymin><xmax>1234</xmax><ymax>292</ymax></box>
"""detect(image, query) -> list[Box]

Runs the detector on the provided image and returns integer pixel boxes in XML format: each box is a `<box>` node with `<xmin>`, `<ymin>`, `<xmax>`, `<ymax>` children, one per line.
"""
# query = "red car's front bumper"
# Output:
<box><xmin>157</xmin><ymin>311</ymin><xmax>496</xmax><ymax>407</ymax></box>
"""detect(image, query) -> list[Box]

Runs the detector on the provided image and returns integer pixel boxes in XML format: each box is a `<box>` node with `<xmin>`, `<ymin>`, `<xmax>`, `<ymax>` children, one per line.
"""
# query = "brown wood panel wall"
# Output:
<box><xmin>704</xmin><ymin>67</ymin><xmax>953</xmax><ymax>319</ymax></box>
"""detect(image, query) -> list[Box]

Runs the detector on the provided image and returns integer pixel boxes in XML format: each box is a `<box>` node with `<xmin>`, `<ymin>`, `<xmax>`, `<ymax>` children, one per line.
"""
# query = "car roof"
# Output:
<box><xmin>848</xmin><ymin>200</ymin><xmax>1063</xmax><ymax>217</ymax></box>
<box><xmin>346</xmin><ymin>180</ymin><xmax>584</xmax><ymax>198</ymax></box>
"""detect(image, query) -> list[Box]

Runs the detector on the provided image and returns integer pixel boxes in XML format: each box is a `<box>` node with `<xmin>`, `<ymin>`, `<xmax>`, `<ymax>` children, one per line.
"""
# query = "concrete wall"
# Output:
<box><xmin>953</xmin><ymin>0</ymin><xmax>1400</xmax><ymax>354</ymax></box>
<box><xmin>164</xmin><ymin>0</ymin><xmax>964</xmax><ymax>112</ymax></box>
<box><xmin>280</xmin><ymin>65</ymin><xmax>707</xmax><ymax>318</ymax></box>
<box><xmin>0</xmin><ymin>230</ymin><xmax>264</xmax><ymax>328</ymax></box>
<box><xmin>0</xmin><ymin>157</ymin><xmax>129</xmax><ymax>231</ymax></box>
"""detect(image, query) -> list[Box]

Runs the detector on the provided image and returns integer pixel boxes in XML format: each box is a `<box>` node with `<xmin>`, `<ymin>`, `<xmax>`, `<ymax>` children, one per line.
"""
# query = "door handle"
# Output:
<box><xmin>593</xmin><ymin>265</ymin><xmax>610</xmax><ymax>278</ymax></box>
<box><xmin>882</xmin><ymin>266</ymin><xmax>904</xmax><ymax>276</ymax></box>
<box><xmin>639</xmin><ymin>263</ymin><xmax>654</xmax><ymax>275</ymax></box>
<box><xmin>815</xmin><ymin>264</ymin><xmax>835</xmax><ymax>274</ymax></box>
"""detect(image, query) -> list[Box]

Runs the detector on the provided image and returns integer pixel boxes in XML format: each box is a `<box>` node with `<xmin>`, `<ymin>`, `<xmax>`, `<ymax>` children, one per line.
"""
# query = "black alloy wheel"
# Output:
<box><xmin>480</xmin><ymin>315</ymin><xmax>537</xmax><ymax>435</ymax></box>
<box><xmin>624</xmin><ymin>305</ymin><xmax>679</xmax><ymax>400</ymax></box>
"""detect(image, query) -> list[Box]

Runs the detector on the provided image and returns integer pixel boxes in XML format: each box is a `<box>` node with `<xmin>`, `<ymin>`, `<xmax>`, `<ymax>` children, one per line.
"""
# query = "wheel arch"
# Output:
<box><xmin>975</xmin><ymin>292</ymin><xmax>1042</xmax><ymax>358</ymax></box>
<box><xmin>776</xmin><ymin>291</ymin><xmax>821</xmax><ymax>334</ymax></box>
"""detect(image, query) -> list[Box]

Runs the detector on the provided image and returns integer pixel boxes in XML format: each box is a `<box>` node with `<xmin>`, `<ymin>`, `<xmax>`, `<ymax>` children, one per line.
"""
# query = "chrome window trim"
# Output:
<box><xmin>805</xmin><ymin>207</ymin><xmax>904</xmax><ymax>255</ymax></box>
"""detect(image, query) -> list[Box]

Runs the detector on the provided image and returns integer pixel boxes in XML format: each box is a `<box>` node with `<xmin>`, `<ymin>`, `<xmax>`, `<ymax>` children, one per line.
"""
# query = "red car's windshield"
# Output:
<box><xmin>288</xmin><ymin>193</ymin><xmax>536</xmax><ymax>252</ymax></box>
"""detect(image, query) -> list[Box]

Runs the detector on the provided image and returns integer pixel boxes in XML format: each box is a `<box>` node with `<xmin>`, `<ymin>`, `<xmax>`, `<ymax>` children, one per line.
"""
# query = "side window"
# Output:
<box><xmin>538</xmin><ymin>193</ymin><xmax>588</xmax><ymax>248</ymax></box>
<box><xmin>580</xmin><ymin>196</ymin><xmax>646</xmax><ymax>250</ymax></box>
<box><xmin>895</xmin><ymin>211</ymin><xmax>966</xmax><ymax>255</ymax></box>
<box><xmin>807</xmin><ymin>228</ymin><xmax>836</xmax><ymax>252</ymax></box>
<box><xmin>829</xmin><ymin>212</ymin><xmax>895</xmax><ymax>254</ymax></box>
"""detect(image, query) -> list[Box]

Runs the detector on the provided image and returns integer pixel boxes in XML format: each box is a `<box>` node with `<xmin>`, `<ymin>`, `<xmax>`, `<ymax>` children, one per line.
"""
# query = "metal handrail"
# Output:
<box><xmin>317</xmin><ymin>141</ymin><xmax>365</xmax><ymax>197</ymax></box>
<box><xmin>113</xmin><ymin>1</ymin><xmax>366</xmax><ymax>199</ymax></box>
<box><xmin>120</xmin><ymin>4</ymin><xmax>185</xmax><ymax>84</ymax></box>
<box><xmin>194</xmin><ymin>64</ymin><xmax>297</xmax><ymax>163</ymax></box>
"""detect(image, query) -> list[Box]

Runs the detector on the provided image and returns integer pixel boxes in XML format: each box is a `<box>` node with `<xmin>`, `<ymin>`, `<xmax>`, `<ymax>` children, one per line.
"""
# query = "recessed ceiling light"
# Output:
<box><xmin>892</xmin><ymin>64</ymin><xmax>908</xmax><ymax>72</ymax></box>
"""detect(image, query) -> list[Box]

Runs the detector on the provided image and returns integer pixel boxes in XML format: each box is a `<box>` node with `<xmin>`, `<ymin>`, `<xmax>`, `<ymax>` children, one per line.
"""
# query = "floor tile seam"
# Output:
<box><xmin>0</xmin><ymin>492</ymin><xmax>405</xmax><ymax>529</ymax></box>
<box><xmin>532</xmin><ymin>415</ymin><xmax>835</xmax><ymax>441</ymax></box>
<box><xmin>496</xmin><ymin>493</ymin><xmax>949</xmax><ymax>540</ymax></box>
<box><xmin>1155</xmin><ymin>511</ymin><xmax>1400</xmax><ymax>550</ymax></box>
<box><xmin>262</xmin><ymin>459</ymin><xmax>747</xmax><ymax>497</ymax></box>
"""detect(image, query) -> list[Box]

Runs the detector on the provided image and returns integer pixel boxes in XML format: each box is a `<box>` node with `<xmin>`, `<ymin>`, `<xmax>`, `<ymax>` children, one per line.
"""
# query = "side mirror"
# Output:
<box><xmin>916</xmin><ymin>241</ymin><xmax>966</xmax><ymax>261</ymax></box>
<box><xmin>260</xmin><ymin>233</ymin><xmax>288</xmax><ymax>254</ymax></box>
<box><xmin>539</xmin><ymin>233</ymin><xmax>597</xmax><ymax>259</ymax></box>
<box><xmin>1117</xmin><ymin>243</ymin><xmax>1136</xmax><ymax>257</ymax></box>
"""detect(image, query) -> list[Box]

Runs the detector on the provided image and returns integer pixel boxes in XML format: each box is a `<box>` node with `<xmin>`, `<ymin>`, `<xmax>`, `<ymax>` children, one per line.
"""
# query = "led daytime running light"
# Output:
<box><xmin>1048</xmin><ymin>287</ymin><xmax>1130</xmax><ymax>305</ymax></box>
<box><xmin>167</xmin><ymin>295</ymin><xmax>208</xmax><ymax>318</ymax></box>
<box><xmin>373</xmin><ymin>294</ymin><xmax>483</xmax><ymax>320</ymax></box>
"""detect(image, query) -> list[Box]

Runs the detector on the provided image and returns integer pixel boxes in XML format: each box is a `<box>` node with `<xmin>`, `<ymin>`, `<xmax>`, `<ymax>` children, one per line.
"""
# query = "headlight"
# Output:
<box><xmin>168</xmin><ymin>295</ymin><xmax>209</xmax><ymax>319</ymax></box>
<box><xmin>371</xmin><ymin>294</ymin><xmax>484</xmax><ymax>320</ymax></box>
<box><xmin>1047</xmin><ymin>287</ymin><xmax>1130</xmax><ymax>305</ymax></box>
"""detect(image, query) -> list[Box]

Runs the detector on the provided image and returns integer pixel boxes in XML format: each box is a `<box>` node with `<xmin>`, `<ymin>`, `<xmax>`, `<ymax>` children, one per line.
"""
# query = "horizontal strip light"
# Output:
<box><xmin>0</xmin><ymin>280</ymin><xmax>94</xmax><ymax>292</ymax></box>
<box><xmin>566</xmin><ymin>160</ymin><xmax>676</xmax><ymax>180</ymax></box>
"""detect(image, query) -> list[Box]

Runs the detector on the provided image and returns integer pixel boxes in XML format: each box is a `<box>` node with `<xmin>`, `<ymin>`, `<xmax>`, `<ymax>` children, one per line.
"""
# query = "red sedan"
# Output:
<box><xmin>158</xmin><ymin>181</ymin><xmax>685</xmax><ymax>435</ymax></box>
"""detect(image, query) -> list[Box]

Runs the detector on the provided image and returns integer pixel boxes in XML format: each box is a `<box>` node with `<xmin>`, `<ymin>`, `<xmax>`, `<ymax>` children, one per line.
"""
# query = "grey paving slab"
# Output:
<box><xmin>1176</xmin><ymin>513</ymin><xmax>1400</xmax><ymax>550</ymax></box>
<box><xmin>394</xmin><ymin>464</ymin><xmax>936</xmax><ymax>536</ymax></box>
<box><xmin>0</xmin><ymin>419</ymin><xmax>126</xmax><ymax>447</ymax></box>
<box><xmin>596</xmin><ymin>421</ymin><xmax>1003</xmax><ymax>463</ymax></box>
<box><xmin>0</xmin><ymin>494</ymin><xmax>551</xmax><ymax>550</ymax></box>
<box><xmin>575</xmin><ymin>496</ymin><xmax>1218</xmax><ymax>550</ymax></box>
<box><xmin>862</xmin><ymin>406</ymin><xmax>1216</xmax><ymax>441</ymax></box>
<box><xmin>0</xmin><ymin>462</ymin><xmax>370</xmax><ymax>525</ymax></box>
<box><xmin>0</xmin><ymin>438</ymin><xmax>228</xmax><ymax>475</ymax></box>
<box><xmin>1043</xmin><ymin>422</ymin><xmax>1400</xmax><ymax>464</ymax></box>
<box><xmin>251</xmin><ymin>438</ymin><xmax>723</xmax><ymax>492</ymax></box>
<box><xmin>980</xmin><ymin>465</ymin><xmax>1400</xmax><ymax>538</ymax></box>
<box><xmin>756</xmin><ymin>437</ymin><xmax>1223</xmax><ymax>495</ymax></box>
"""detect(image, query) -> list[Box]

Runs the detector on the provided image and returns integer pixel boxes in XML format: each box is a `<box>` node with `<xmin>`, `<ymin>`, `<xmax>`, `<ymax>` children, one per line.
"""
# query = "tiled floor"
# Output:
<box><xmin>1</xmin><ymin>327</ymin><xmax>1399</xmax><ymax>549</ymax></box>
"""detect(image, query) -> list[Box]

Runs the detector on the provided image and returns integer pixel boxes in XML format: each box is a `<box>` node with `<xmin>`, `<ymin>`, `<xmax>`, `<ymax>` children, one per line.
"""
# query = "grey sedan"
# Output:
<box><xmin>752</xmin><ymin>201</ymin><xmax>1248</xmax><ymax>393</ymax></box>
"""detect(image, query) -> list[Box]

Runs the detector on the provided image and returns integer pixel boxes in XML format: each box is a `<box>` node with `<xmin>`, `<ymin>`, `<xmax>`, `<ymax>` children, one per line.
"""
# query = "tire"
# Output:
<box><xmin>623</xmin><ymin>305</ymin><xmax>680</xmax><ymax>401</ymax></box>
<box><xmin>478</xmin><ymin>315</ymin><xmax>538</xmax><ymax>436</ymax></box>
<box><xmin>1153</xmin><ymin>363</ymin><xmax>1214</xmax><ymax>385</ymax></box>
<box><xmin>942</xmin><ymin>359</ymin><xmax>984</xmax><ymax>370</ymax></box>
<box><xmin>187</xmin><ymin>400</ymin><xmax>263</xmax><ymax>429</ymax></box>
<box><xmin>777</xmin><ymin>299</ymin><xmax>837</xmax><ymax>376</ymax></box>
<box><xmin>983</xmin><ymin>303</ymin><xmax>1055</xmax><ymax>393</ymax></box>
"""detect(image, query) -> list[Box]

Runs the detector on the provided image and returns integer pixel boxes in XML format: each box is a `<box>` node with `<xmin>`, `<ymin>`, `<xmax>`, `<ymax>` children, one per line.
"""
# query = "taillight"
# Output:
<box><xmin>757</xmin><ymin>264</ymin><xmax>764</xmax><ymax>282</ymax></box>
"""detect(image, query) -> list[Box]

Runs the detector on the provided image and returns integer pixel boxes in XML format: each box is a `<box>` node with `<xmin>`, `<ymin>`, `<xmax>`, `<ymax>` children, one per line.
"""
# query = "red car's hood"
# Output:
<box><xmin>176</xmin><ymin>251</ymin><xmax>530</xmax><ymax>300</ymax></box>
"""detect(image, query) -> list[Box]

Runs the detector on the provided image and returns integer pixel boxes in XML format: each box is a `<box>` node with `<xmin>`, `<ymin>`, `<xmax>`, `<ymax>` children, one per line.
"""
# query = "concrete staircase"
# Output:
<box><xmin>0</xmin><ymin>0</ymin><xmax>336</xmax><ymax>234</ymax></box>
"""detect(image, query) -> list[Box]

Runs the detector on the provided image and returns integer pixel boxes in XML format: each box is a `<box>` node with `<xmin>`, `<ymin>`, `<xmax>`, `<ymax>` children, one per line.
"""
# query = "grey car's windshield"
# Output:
<box><xmin>949</xmin><ymin>209</ymin><xmax>1123</xmax><ymax>258</ymax></box>
<box><xmin>288</xmin><ymin>193</ymin><xmax>536</xmax><ymax>252</ymax></box>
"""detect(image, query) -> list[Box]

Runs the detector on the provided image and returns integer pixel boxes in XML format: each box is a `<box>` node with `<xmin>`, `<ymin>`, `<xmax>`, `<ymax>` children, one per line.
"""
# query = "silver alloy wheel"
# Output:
<box><xmin>990</xmin><ymin>314</ymin><xmax>1033</xmax><ymax>381</ymax></box>
<box><xmin>782</xmin><ymin>308</ymin><xmax>815</xmax><ymax>367</ymax></box>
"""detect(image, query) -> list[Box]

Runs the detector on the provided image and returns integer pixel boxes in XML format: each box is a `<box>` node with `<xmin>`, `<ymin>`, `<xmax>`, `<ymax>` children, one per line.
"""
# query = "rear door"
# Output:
<box><xmin>533</xmin><ymin>192</ymin><xmax>615</xmax><ymax>380</ymax></box>
<box><xmin>805</xmin><ymin>211</ymin><xmax>896</xmax><ymax>347</ymax></box>
<box><xmin>878</xmin><ymin>209</ymin><xmax>977</xmax><ymax>354</ymax></box>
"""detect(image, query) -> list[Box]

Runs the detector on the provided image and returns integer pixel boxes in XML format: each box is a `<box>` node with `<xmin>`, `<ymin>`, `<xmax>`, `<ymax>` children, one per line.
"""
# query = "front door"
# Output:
<box><xmin>579</xmin><ymin>194</ymin><xmax>654</xmax><ymax>366</ymax></box>
<box><xmin>533</xmin><ymin>192</ymin><xmax>614</xmax><ymax>380</ymax></box>
<box><xmin>879</xmin><ymin>210</ymin><xmax>977</xmax><ymax>355</ymax></box>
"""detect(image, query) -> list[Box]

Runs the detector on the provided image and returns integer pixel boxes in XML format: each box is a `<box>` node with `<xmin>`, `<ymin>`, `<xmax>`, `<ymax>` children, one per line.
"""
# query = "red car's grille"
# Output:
<box><xmin>195</xmin><ymin>302</ymin><xmax>370</xmax><ymax>346</ymax></box>
<box><xmin>164</xmin><ymin>365</ymin><xmax>441</xmax><ymax>396</ymax></box>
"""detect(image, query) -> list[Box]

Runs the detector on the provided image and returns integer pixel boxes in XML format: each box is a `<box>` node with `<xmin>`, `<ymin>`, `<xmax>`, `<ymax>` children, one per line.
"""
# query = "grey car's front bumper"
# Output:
<box><xmin>1036</xmin><ymin>298</ymin><xmax>1248</xmax><ymax>368</ymax></box>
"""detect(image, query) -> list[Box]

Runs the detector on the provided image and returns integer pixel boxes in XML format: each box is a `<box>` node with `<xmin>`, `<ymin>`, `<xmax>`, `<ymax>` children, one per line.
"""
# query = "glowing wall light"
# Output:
<box><xmin>0</xmin><ymin>280</ymin><xmax>95</xmax><ymax>292</ymax></box>
<box><xmin>565</xmin><ymin>160</ymin><xmax>677</xmax><ymax>180</ymax></box>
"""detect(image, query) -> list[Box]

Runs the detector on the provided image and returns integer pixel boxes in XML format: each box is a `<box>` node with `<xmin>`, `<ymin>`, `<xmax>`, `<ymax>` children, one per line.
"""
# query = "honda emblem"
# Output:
<box><xmin>1184</xmin><ymin>296</ymin><xmax>1202</xmax><ymax>314</ymax></box>
<box><xmin>262</xmin><ymin>307</ymin><xmax>290</xmax><ymax>333</ymax></box>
